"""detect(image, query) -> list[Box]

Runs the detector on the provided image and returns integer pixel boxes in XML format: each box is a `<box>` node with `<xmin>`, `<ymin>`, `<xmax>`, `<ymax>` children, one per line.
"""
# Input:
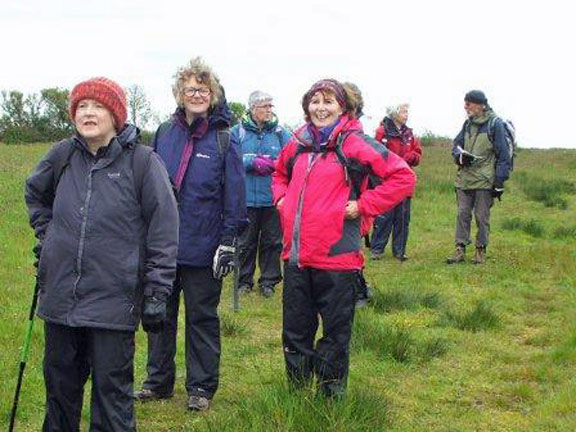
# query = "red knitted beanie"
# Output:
<box><xmin>69</xmin><ymin>77</ymin><xmax>127</xmax><ymax>130</ymax></box>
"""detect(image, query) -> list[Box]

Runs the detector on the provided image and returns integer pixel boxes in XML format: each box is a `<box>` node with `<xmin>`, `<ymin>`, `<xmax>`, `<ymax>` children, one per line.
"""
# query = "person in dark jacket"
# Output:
<box><xmin>272</xmin><ymin>79</ymin><xmax>416</xmax><ymax>397</ymax></box>
<box><xmin>371</xmin><ymin>104</ymin><xmax>422</xmax><ymax>261</ymax></box>
<box><xmin>231</xmin><ymin>91</ymin><xmax>291</xmax><ymax>297</ymax></box>
<box><xmin>446</xmin><ymin>90</ymin><xmax>511</xmax><ymax>264</ymax></box>
<box><xmin>134</xmin><ymin>57</ymin><xmax>246</xmax><ymax>412</ymax></box>
<box><xmin>25</xmin><ymin>77</ymin><xmax>179</xmax><ymax>432</ymax></box>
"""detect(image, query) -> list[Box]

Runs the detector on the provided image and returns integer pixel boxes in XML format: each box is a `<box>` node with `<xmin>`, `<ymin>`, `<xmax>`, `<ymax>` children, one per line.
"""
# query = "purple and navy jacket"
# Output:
<box><xmin>153</xmin><ymin>101</ymin><xmax>247</xmax><ymax>267</ymax></box>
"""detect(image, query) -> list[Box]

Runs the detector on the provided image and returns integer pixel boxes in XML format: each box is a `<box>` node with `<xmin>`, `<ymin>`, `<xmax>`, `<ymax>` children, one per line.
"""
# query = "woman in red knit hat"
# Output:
<box><xmin>25</xmin><ymin>77</ymin><xmax>179</xmax><ymax>431</ymax></box>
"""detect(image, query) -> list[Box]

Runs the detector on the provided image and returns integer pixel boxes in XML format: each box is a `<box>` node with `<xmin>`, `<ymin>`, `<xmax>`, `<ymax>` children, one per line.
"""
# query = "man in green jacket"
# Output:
<box><xmin>446</xmin><ymin>90</ymin><xmax>512</xmax><ymax>264</ymax></box>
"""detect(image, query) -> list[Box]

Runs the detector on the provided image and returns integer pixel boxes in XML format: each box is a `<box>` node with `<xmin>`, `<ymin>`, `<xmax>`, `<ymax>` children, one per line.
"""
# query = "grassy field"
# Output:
<box><xmin>1</xmin><ymin>143</ymin><xmax>575</xmax><ymax>431</ymax></box>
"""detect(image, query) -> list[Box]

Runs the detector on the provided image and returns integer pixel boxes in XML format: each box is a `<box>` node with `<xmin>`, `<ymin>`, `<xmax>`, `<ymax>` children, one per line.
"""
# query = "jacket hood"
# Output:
<box><xmin>73</xmin><ymin>123</ymin><xmax>140</xmax><ymax>153</ymax></box>
<box><xmin>382</xmin><ymin>117</ymin><xmax>413</xmax><ymax>142</ymax></box>
<box><xmin>116</xmin><ymin>123</ymin><xmax>141</xmax><ymax>147</ymax></box>
<box><xmin>293</xmin><ymin>115</ymin><xmax>363</xmax><ymax>149</ymax></box>
<box><xmin>469</xmin><ymin>108</ymin><xmax>494</xmax><ymax>126</ymax></box>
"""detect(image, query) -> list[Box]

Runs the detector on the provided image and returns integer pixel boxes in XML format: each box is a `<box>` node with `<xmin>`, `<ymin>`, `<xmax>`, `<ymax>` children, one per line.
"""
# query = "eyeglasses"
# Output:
<box><xmin>255</xmin><ymin>104</ymin><xmax>274</xmax><ymax>110</ymax></box>
<box><xmin>182</xmin><ymin>87</ymin><xmax>211</xmax><ymax>98</ymax></box>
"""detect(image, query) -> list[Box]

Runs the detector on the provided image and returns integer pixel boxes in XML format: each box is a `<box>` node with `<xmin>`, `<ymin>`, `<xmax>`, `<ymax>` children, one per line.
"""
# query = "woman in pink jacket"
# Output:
<box><xmin>272</xmin><ymin>79</ymin><xmax>416</xmax><ymax>397</ymax></box>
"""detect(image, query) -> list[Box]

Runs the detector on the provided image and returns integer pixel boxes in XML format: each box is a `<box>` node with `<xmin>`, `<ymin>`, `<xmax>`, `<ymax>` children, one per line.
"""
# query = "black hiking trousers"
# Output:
<box><xmin>42</xmin><ymin>323</ymin><xmax>135</xmax><ymax>432</ymax></box>
<box><xmin>238</xmin><ymin>206</ymin><xmax>283</xmax><ymax>291</ymax></box>
<box><xmin>282</xmin><ymin>263</ymin><xmax>356</xmax><ymax>397</ymax></box>
<box><xmin>143</xmin><ymin>265</ymin><xmax>222</xmax><ymax>399</ymax></box>
<box><xmin>371</xmin><ymin>197</ymin><xmax>412</xmax><ymax>257</ymax></box>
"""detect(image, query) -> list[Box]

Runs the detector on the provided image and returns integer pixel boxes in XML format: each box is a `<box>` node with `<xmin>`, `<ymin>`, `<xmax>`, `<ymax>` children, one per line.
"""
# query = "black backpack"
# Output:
<box><xmin>285</xmin><ymin>131</ymin><xmax>383</xmax><ymax>199</ymax></box>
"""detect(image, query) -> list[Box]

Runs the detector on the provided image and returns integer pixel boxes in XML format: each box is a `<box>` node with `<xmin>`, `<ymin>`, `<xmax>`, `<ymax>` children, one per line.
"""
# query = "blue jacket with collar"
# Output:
<box><xmin>230</xmin><ymin>114</ymin><xmax>291</xmax><ymax>207</ymax></box>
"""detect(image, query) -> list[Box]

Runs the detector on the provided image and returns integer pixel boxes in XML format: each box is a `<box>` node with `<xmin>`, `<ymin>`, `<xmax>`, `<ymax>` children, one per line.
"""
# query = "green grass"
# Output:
<box><xmin>1</xmin><ymin>143</ymin><xmax>576</xmax><ymax>431</ymax></box>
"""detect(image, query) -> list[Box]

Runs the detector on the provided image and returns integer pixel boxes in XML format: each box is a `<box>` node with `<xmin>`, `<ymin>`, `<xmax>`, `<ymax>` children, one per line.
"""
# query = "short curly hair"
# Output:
<box><xmin>172</xmin><ymin>57</ymin><xmax>223</xmax><ymax>109</ymax></box>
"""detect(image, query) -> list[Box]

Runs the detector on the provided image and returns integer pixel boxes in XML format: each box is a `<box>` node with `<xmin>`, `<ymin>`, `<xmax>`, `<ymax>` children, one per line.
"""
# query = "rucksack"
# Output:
<box><xmin>463</xmin><ymin>116</ymin><xmax>517</xmax><ymax>171</ymax></box>
<box><xmin>50</xmin><ymin>139</ymin><xmax>153</xmax><ymax>203</ymax></box>
<box><xmin>488</xmin><ymin>116</ymin><xmax>517</xmax><ymax>171</ymax></box>
<box><xmin>286</xmin><ymin>131</ymin><xmax>382</xmax><ymax>199</ymax></box>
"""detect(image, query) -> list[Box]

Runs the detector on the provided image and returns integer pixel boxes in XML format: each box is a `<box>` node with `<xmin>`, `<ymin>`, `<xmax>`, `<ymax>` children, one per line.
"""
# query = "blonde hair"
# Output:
<box><xmin>172</xmin><ymin>57</ymin><xmax>223</xmax><ymax>109</ymax></box>
<box><xmin>343</xmin><ymin>82</ymin><xmax>364</xmax><ymax>118</ymax></box>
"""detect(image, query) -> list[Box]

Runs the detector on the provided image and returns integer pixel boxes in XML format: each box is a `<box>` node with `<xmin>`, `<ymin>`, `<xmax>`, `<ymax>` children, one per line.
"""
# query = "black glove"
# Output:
<box><xmin>33</xmin><ymin>242</ymin><xmax>43</xmax><ymax>268</ymax></box>
<box><xmin>213</xmin><ymin>243</ymin><xmax>236</xmax><ymax>279</ymax></box>
<box><xmin>492</xmin><ymin>185</ymin><xmax>504</xmax><ymax>201</ymax></box>
<box><xmin>142</xmin><ymin>295</ymin><xmax>167</xmax><ymax>333</ymax></box>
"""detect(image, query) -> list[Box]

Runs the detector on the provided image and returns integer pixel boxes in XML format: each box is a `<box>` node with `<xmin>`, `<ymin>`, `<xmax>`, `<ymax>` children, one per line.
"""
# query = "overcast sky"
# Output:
<box><xmin>2</xmin><ymin>0</ymin><xmax>574</xmax><ymax>148</ymax></box>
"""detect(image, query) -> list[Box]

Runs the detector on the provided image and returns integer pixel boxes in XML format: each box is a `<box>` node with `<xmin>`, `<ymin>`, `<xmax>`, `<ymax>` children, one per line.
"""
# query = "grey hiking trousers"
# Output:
<box><xmin>454</xmin><ymin>189</ymin><xmax>494</xmax><ymax>247</ymax></box>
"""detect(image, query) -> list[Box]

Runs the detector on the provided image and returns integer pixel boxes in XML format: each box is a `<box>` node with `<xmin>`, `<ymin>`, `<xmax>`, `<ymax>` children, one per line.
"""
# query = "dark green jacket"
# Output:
<box><xmin>452</xmin><ymin>109</ymin><xmax>511</xmax><ymax>190</ymax></box>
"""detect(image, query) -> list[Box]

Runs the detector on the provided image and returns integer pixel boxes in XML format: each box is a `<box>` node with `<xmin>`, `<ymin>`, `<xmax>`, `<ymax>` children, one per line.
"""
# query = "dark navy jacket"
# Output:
<box><xmin>25</xmin><ymin>125</ymin><xmax>179</xmax><ymax>331</ymax></box>
<box><xmin>153</xmin><ymin>102</ymin><xmax>247</xmax><ymax>267</ymax></box>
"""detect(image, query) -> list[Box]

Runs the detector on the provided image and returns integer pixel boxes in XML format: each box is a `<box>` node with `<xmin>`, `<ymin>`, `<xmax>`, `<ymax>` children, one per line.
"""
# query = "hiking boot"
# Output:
<box><xmin>187</xmin><ymin>395</ymin><xmax>211</xmax><ymax>412</ymax></box>
<box><xmin>238</xmin><ymin>284</ymin><xmax>252</xmax><ymax>295</ymax></box>
<box><xmin>133</xmin><ymin>388</ymin><xmax>173</xmax><ymax>402</ymax></box>
<box><xmin>472</xmin><ymin>246</ymin><xmax>486</xmax><ymax>265</ymax></box>
<box><xmin>446</xmin><ymin>245</ymin><xmax>466</xmax><ymax>264</ymax></box>
<box><xmin>260</xmin><ymin>286</ymin><xmax>275</xmax><ymax>298</ymax></box>
<box><xmin>370</xmin><ymin>252</ymin><xmax>383</xmax><ymax>261</ymax></box>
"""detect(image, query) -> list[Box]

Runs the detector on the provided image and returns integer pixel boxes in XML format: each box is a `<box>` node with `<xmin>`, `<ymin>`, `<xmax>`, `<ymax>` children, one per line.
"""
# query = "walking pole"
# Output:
<box><xmin>232</xmin><ymin>247</ymin><xmax>240</xmax><ymax>312</ymax></box>
<box><xmin>9</xmin><ymin>276</ymin><xmax>40</xmax><ymax>432</ymax></box>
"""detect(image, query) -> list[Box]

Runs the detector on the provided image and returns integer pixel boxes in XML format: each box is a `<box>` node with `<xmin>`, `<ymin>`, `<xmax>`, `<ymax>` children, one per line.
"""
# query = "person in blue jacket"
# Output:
<box><xmin>134</xmin><ymin>57</ymin><xmax>247</xmax><ymax>412</ymax></box>
<box><xmin>231</xmin><ymin>91</ymin><xmax>291</xmax><ymax>297</ymax></box>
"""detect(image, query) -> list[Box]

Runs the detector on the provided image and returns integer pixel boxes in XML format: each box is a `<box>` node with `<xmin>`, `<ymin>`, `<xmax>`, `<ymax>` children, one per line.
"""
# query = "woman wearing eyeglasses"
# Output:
<box><xmin>134</xmin><ymin>57</ymin><xmax>246</xmax><ymax>412</ymax></box>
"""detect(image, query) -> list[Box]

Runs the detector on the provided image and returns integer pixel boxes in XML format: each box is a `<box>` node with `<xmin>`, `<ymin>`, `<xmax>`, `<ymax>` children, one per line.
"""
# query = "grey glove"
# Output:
<box><xmin>212</xmin><ymin>244</ymin><xmax>236</xmax><ymax>279</ymax></box>
<box><xmin>142</xmin><ymin>295</ymin><xmax>167</xmax><ymax>333</ymax></box>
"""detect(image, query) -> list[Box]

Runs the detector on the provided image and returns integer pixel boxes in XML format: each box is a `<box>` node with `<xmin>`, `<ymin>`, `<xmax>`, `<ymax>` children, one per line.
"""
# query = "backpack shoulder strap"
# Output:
<box><xmin>51</xmin><ymin>138</ymin><xmax>76</xmax><ymax>191</ymax></box>
<box><xmin>237</xmin><ymin>123</ymin><xmax>246</xmax><ymax>143</ymax></box>
<box><xmin>152</xmin><ymin>121</ymin><xmax>172</xmax><ymax>151</ymax></box>
<box><xmin>131</xmin><ymin>143</ymin><xmax>154</xmax><ymax>203</ymax></box>
<box><xmin>487</xmin><ymin>116</ymin><xmax>498</xmax><ymax>144</ymax></box>
<box><xmin>216</xmin><ymin>128</ymin><xmax>231</xmax><ymax>156</ymax></box>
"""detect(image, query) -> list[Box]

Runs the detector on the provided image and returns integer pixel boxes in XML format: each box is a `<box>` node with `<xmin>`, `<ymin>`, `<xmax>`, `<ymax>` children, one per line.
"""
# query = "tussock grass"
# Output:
<box><xmin>514</xmin><ymin>172</ymin><xmax>575</xmax><ymax>209</ymax></box>
<box><xmin>371</xmin><ymin>288</ymin><xmax>443</xmax><ymax>314</ymax></box>
<box><xmin>441</xmin><ymin>301</ymin><xmax>501</xmax><ymax>332</ymax></box>
<box><xmin>553</xmin><ymin>225</ymin><xmax>576</xmax><ymax>239</ymax></box>
<box><xmin>220</xmin><ymin>312</ymin><xmax>248</xmax><ymax>337</ymax></box>
<box><xmin>352</xmin><ymin>312</ymin><xmax>446</xmax><ymax>363</ymax></box>
<box><xmin>501</xmin><ymin>217</ymin><xmax>545</xmax><ymax>238</ymax></box>
<box><xmin>205</xmin><ymin>380</ymin><xmax>389</xmax><ymax>431</ymax></box>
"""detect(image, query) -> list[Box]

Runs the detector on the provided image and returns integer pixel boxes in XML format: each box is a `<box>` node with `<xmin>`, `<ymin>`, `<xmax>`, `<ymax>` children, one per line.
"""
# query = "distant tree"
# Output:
<box><xmin>126</xmin><ymin>84</ymin><xmax>153</xmax><ymax>130</ymax></box>
<box><xmin>41</xmin><ymin>87</ymin><xmax>73</xmax><ymax>137</ymax></box>
<box><xmin>0</xmin><ymin>90</ymin><xmax>27</xmax><ymax>128</ymax></box>
<box><xmin>229</xmin><ymin>101</ymin><xmax>247</xmax><ymax>126</ymax></box>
